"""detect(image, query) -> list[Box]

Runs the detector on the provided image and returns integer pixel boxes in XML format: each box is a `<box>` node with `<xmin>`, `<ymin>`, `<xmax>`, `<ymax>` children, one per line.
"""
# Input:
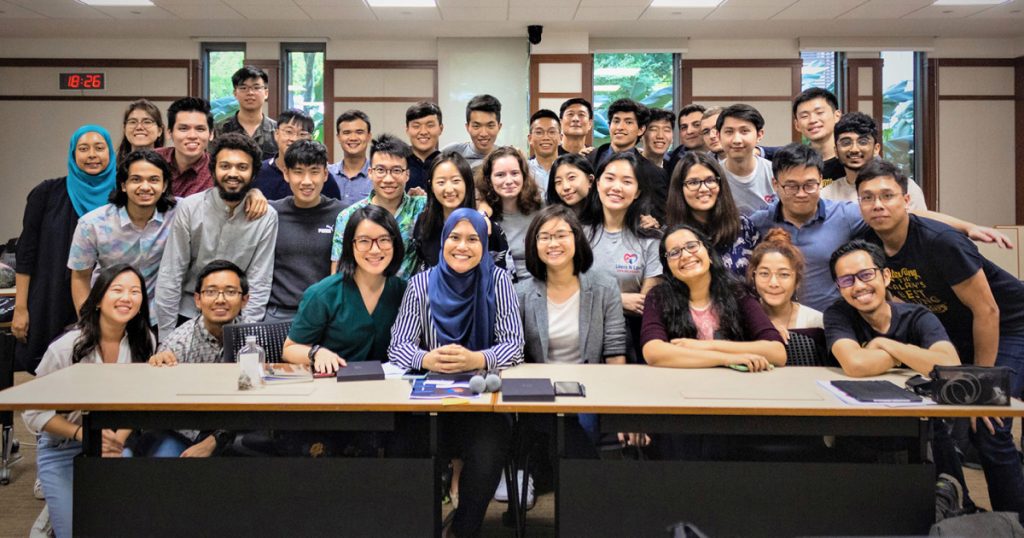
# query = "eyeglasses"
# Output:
<box><xmin>370</xmin><ymin>166</ymin><xmax>408</xmax><ymax>178</ymax></box>
<box><xmin>200</xmin><ymin>288</ymin><xmax>242</xmax><ymax>299</ymax></box>
<box><xmin>665</xmin><ymin>241</ymin><xmax>702</xmax><ymax>260</ymax></box>
<box><xmin>837</xmin><ymin>136</ymin><xmax>874</xmax><ymax>149</ymax></box>
<box><xmin>754</xmin><ymin>270</ymin><xmax>794</xmax><ymax>282</ymax></box>
<box><xmin>778</xmin><ymin>181</ymin><xmax>820</xmax><ymax>195</ymax></box>
<box><xmin>858</xmin><ymin>192</ymin><xmax>902</xmax><ymax>205</ymax></box>
<box><xmin>278</xmin><ymin>127</ymin><xmax>311</xmax><ymax>139</ymax></box>
<box><xmin>536</xmin><ymin>231</ymin><xmax>573</xmax><ymax>244</ymax></box>
<box><xmin>236</xmin><ymin>85</ymin><xmax>267</xmax><ymax>93</ymax></box>
<box><xmin>835</xmin><ymin>268</ymin><xmax>881</xmax><ymax>288</ymax></box>
<box><xmin>125</xmin><ymin>118</ymin><xmax>156</xmax><ymax>128</ymax></box>
<box><xmin>683</xmin><ymin>177</ymin><xmax>719</xmax><ymax>191</ymax></box>
<box><xmin>353</xmin><ymin>235</ymin><xmax>394</xmax><ymax>252</ymax></box>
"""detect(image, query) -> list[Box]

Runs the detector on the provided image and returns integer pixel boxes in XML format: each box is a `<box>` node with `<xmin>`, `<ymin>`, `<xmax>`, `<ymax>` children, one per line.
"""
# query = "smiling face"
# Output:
<box><xmin>234</xmin><ymin>76</ymin><xmax>268</xmax><ymax>114</ymax></box>
<box><xmin>773</xmin><ymin>164</ymin><xmax>822</xmax><ymax>222</ymax></box>
<box><xmin>284</xmin><ymin>162</ymin><xmax>327</xmax><ymax>208</ymax></box>
<box><xmin>406</xmin><ymin>114</ymin><xmax>443</xmax><ymax>156</ymax></box>
<box><xmin>553</xmin><ymin>163</ymin><xmax>592</xmax><ymax>206</ymax></box>
<box><xmin>122</xmin><ymin>160</ymin><xmax>166</xmax><ymax>210</ymax></box>
<box><xmin>467</xmin><ymin>111</ymin><xmax>501</xmax><ymax>155</ymax></box>
<box><xmin>489</xmin><ymin>155</ymin><xmax>524</xmax><ymax>203</ymax></box>
<box><xmin>431</xmin><ymin>161</ymin><xmax>467</xmax><ymax>212</ymax></box>
<box><xmin>536</xmin><ymin>217</ymin><xmax>576</xmax><ymax>273</ymax></box>
<box><xmin>597</xmin><ymin>159</ymin><xmax>639</xmax><ymax>213</ymax></box>
<box><xmin>794</xmin><ymin>97</ymin><xmax>841</xmax><ymax>144</ymax></box>
<box><xmin>369</xmin><ymin>152</ymin><xmax>409</xmax><ymax>206</ymax></box>
<box><xmin>99</xmin><ymin>270</ymin><xmax>144</xmax><ymax>327</ymax></box>
<box><xmin>835</xmin><ymin>250</ymin><xmax>889</xmax><ymax>314</ymax></box>
<box><xmin>528</xmin><ymin>117</ymin><xmax>560</xmax><ymax>160</ymax></box>
<box><xmin>337</xmin><ymin>118</ymin><xmax>371</xmax><ymax>159</ymax></box>
<box><xmin>609</xmin><ymin>111</ymin><xmax>643</xmax><ymax>152</ymax></box>
<box><xmin>124</xmin><ymin>108</ymin><xmax>162</xmax><ymax>150</ymax></box>
<box><xmin>75</xmin><ymin>132</ymin><xmax>110</xmax><ymax>175</ymax></box>
<box><xmin>352</xmin><ymin>219</ymin><xmax>395</xmax><ymax>277</ymax></box>
<box><xmin>718</xmin><ymin>116</ymin><xmax>763</xmax><ymax>160</ymax></box>
<box><xmin>643</xmin><ymin>119</ymin><xmax>673</xmax><ymax>160</ymax></box>
<box><xmin>213</xmin><ymin>148</ymin><xmax>255</xmax><ymax>202</ymax></box>
<box><xmin>753</xmin><ymin>252</ymin><xmax>798</xmax><ymax>309</ymax></box>
<box><xmin>170</xmin><ymin>111</ymin><xmax>213</xmax><ymax>162</ymax></box>
<box><xmin>678</xmin><ymin>111</ymin><xmax>704</xmax><ymax>150</ymax></box>
<box><xmin>857</xmin><ymin>176</ymin><xmax>910</xmax><ymax>235</ymax></box>
<box><xmin>443</xmin><ymin>219</ymin><xmax>484</xmax><ymax>274</ymax></box>
<box><xmin>664</xmin><ymin>228</ymin><xmax>711</xmax><ymax>284</ymax></box>
<box><xmin>681</xmin><ymin>163</ymin><xmax>720</xmax><ymax>215</ymax></box>
<box><xmin>194</xmin><ymin>270</ymin><xmax>247</xmax><ymax>325</ymax></box>
<box><xmin>836</xmin><ymin>132</ymin><xmax>880</xmax><ymax>172</ymax></box>
<box><xmin>560</xmin><ymin>104</ymin><xmax>592</xmax><ymax>139</ymax></box>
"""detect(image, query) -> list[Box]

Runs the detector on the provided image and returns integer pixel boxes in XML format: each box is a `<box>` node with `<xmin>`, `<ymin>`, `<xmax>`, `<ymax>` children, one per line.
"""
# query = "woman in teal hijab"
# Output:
<box><xmin>12</xmin><ymin>125</ymin><xmax>117</xmax><ymax>374</ymax></box>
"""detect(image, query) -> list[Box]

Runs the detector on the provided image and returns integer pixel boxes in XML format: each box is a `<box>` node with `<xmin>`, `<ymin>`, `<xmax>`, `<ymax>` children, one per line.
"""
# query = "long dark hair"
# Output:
<box><xmin>72</xmin><ymin>264</ymin><xmax>153</xmax><ymax>364</ymax></box>
<box><xmin>414</xmin><ymin>151</ymin><xmax>477</xmax><ymax>254</ymax></box>
<box><xmin>117</xmin><ymin>99</ymin><xmax>165</xmax><ymax>162</ymax></box>
<box><xmin>478</xmin><ymin>146</ymin><xmax>543</xmax><ymax>221</ymax></box>
<box><xmin>665</xmin><ymin>151</ymin><xmax>740</xmax><ymax>247</ymax></box>
<box><xmin>580</xmin><ymin>151</ymin><xmax>660</xmax><ymax>241</ymax></box>
<box><xmin>545</xmin><ymin>153</ymin><xmax>594</xmax><ymax>209</ymax></box>
<box><xmin>651</xmin><ymin>224</ymin><xmax>746</xmax><ymax>341</ymax></box>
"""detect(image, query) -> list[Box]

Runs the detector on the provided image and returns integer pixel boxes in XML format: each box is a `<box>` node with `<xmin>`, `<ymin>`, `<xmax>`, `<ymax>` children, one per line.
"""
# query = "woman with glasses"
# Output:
<box><xmin>117</xmin><ymin>99</ymin><xmax>165</xmax><ymax>163</ymax></box>
<box><xmin>664</xmin><ymin>151</ymin><xmax>759</xmax><ymax>277</ymax></box>
<box><xmin>748</xmin><ymin>228</ymin><xmax>827</xmax><ymax>366</ymax></box>
<box><xmin>641</xmin><ymin>224</ymin><xmax>785</xmax><ymax>371</ymax></box>
<box><xmin>477</xmin><ymin>146</ymin><xmax>544</xmax><ymax>282</ymax></box>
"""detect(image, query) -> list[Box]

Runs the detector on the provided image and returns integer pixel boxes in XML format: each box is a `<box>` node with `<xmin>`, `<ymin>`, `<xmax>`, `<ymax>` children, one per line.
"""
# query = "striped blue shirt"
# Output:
<box><xmin>387</xmin><ymin>266</ymin><xmax>524</xmax><ymax>371</ymax></box>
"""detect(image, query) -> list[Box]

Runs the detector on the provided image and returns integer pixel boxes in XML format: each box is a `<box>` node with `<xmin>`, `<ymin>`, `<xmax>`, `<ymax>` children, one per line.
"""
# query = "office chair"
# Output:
<box><xmin>1</xmin><ymin>323</ymin><xmax>22</xmax><ymax>485</ymax></box>
<box><xmin>221</xmin><ymin>321</ymin><xmax>291</xmax><ymax>363</ymax></box>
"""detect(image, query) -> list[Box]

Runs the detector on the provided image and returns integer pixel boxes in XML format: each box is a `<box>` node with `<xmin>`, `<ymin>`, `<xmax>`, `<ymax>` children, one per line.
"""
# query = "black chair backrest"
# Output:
<box><xmin>785</xmin><ymin>330</ymin><xmax>826</xmax><ymax>367</ymax></box>
<box><xmin>222</xmin><ymin>321</ymin><xmax>291</xmax><ymax>363</ymax></box>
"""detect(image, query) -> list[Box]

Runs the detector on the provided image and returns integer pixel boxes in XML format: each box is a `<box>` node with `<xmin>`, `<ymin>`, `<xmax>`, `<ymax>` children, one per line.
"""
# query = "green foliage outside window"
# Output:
<box><xmin>881</xmin><ymin>51</ymin><xmax>915</xmax><ymax>182</ymax></box>
<box><xmin>208</xmin><ymin>50</ymin><xmax>244</xmax><ymax>125</ymax></box>
<box><xmin>592</xmin><ymin>53</ymin><xmax>674</xmax><ymax>148</ymax></box>
<box><xmin>286</xmin><ymin>51</ymin><xmax>325</xmax><ymax>143</ymax></box>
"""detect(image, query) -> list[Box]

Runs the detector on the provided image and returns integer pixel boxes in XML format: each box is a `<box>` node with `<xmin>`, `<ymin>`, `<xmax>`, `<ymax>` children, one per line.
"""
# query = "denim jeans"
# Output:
<box><xmin>36</xmin><ymin>432</ymin><xmax>81</xmax><ymax>538</ymax></box>
<box><xmin>970</xmin><ymin>332</ymin><xmax>1024</xmax><ymax>519</ymax></box>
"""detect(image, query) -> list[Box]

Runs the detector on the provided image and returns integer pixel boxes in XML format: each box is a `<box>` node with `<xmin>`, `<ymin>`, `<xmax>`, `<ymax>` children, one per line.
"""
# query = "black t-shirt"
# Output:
<box><xmin>824</xmin><ymin>300</ymin><xmax>951</xmax><ymax>352</ymax></box>
<box><xmin>861</xmin><ymin>215</ymin><xmax>1024</xmax><ymax>360</ymax></box>
<box><xmin>406</xmin><ymin>150</ymin><xmax>440</xmax><ymax>192</ymax></box>
<box><xmin>822</xmin><ymin>157</ymin><xmax>845</xmax><ymax>185</ymax></box>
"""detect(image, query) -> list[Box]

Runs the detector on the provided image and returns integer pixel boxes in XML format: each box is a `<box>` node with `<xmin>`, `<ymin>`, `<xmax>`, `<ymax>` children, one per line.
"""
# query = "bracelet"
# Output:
<box><xmin>308</xmin><ymin>345</ymin><xmax>321</xmax><ymax>365</ymax></box>
<box><xmin>72</xmin><ymin>425</ymin><xmax>82</xmax><ymax>442</ymax></box>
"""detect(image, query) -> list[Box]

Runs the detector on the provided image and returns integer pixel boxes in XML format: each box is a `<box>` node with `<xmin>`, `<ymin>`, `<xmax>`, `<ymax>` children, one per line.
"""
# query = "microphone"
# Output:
<box><xmin>470</xmin><ymin>372</ymin><xmax>502</xmax><ymax>393</ymax></box>
<box><xmin>485</xmin><ymin>373</ymin><xmax>502</xmax><ymax>392</ymax></box>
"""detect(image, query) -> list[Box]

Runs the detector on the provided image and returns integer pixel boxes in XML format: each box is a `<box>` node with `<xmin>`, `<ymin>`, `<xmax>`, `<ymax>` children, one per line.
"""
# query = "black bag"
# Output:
<box><xmin>930</xmin><ymin>365</ymin><xmax>1012</xmax><ymax>406</ymax></box>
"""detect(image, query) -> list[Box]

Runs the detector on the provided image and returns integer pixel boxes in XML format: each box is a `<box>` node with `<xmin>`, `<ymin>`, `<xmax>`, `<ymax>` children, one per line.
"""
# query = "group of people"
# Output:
<box><xmin>10</xmin><ymin>64</ymin><xmax>1024</xmax><ymax>537</ymax></box>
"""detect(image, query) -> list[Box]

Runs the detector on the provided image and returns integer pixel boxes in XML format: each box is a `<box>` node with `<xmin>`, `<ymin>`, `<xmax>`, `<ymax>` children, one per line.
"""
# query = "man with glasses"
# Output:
<box><xmin>216</xmin><ymin>66</ymin><xmax>278</xmax><ymax>159</ymax></box>
<box><xmin>331</xmin><ymin>134</ymin><xmax>426</xmax><ymax>280</ymax></box>
<box><xmin>527</xmin><ymin>109</ymin><xmax>561</xmax><ymax>193</ymax></box>
<box><xmin>155</xmin><ymin>133</ymin><xmax>278</xmax><ymax>340</ymax></box>
<box><xmin>253</xmin><ymin>109</ymin><xmax>341</xmax><ymax>201</ymax></box>
<box><xmin>821</xmin><ymin>112</ymin><xmax>926</xmax><ymax>209</ymax></box>
<box><xmin>855</xmin><ymin>159</ymin><xmax>1024</xmax><ymax>520</ymax></box>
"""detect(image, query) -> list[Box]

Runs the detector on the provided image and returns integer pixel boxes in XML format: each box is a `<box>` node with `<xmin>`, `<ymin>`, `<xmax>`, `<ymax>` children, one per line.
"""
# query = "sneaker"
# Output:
<box><xmin>33</xmin><ymin>477</ymin><xmax>44</xmax><ymax>500</ymax></box>
<box><xmin>29</xmin><ymin>504</ymin><xmax>53</xmax><ymax>538</ymax></box>
<box><xmin>494</xmin><ymin>470</ymin><xmax>535</xmax><ymax>509</ymax></box>
<box><xmin>935</xmin><ymin>473</ymin><xmax>964</xmax><ymax>522</ymax></box>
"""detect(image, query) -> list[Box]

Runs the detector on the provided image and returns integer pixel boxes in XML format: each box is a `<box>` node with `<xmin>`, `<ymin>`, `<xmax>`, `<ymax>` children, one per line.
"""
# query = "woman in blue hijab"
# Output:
<box><xmin>389</xmin><ymin>208</ymin><xmax>524</xmax><ymax>537</ymax></box>
<box><xmin>12</xmin><ymin>125</ymin><xmax>116</xmax><ymax>374</ymax></box>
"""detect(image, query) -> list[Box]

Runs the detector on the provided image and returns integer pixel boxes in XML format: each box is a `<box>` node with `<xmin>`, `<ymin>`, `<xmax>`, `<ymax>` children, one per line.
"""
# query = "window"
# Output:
<box><xmin>202</xmin><ymin>43</ymin><xmax>246</xmax><ymax>125</ymax></box>
<box><xmin>592</xmin><ymin>53</ymin><xmax>674</xmax><ymax>149</ymax></box>
<box><xmin>801</xmin><ymin>51</ymin><xmax>837</xmax><ymax>94</ymax></box>
<box><xmin>282</xmin><ymin>43</ymin><xmax>326</xmax><ymax>142</ymax></box>
<box><xmin>881</xmin><ymin>51</ymin><xmax>917</xmax><ymax>181</ymax></box>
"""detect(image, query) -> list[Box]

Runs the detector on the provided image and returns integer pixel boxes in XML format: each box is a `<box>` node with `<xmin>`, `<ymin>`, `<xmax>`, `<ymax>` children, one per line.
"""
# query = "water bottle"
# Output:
<box><xmin>237</xmin><ymin>335</ymin><xmax>266</xmax><ymax>389</ymax></box>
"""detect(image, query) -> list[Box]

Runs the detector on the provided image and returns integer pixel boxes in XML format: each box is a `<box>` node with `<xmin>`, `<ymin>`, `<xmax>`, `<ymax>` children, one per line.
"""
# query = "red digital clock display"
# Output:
<box><xmin>60</xmin><ymin>73</ymin><xmax>105</xmax><ymax>90</ymax></box>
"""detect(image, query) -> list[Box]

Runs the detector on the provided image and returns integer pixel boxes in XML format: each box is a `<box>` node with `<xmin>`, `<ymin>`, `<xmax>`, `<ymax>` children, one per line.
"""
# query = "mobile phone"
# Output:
<box><xmin>554</xmin><ymin>381</ymin><xmax>586</xmax><ymax>397</ymax></box>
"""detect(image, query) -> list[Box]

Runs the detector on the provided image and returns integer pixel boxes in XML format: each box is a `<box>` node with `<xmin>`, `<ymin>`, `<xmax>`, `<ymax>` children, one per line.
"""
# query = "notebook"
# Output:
<box><xmin>336</xmin><ymin>361</ymin><xmax>385</xmax><ymax>382</ymax></box>
<box><xmin>830</xmin><ymin>380</ymin><xmax>922</xmax><ymax>403</ymax></box>
<box><xmin>501</xmin><ymin>378</ymin><xmax>555</xmax><ymax>402</ymax></box>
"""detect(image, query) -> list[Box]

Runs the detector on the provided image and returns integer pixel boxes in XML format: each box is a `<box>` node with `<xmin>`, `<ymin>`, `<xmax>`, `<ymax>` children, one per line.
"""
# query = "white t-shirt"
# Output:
<box><xmin>821</xmin><ymin>176</ymin><xmax>928</xmax><ymax>211</ymax></box>
<box><xmin>721</xmin><ymin>156</ymin><xmax>777</xmax><ymax>216</ymax></box>
<box><xmin>588</xmin><ymin>226</ymin><xmax>662</xmax><ymax>294</ymax></box>
<box><xmin>793</xmin><ymin>303</ymin><xmax>824</xmax><ymax>330</ymax></box>
<box><xmin>546</xmin><ymin>290</ymin><xmax>582</xmax><ymax>364</ymax></box>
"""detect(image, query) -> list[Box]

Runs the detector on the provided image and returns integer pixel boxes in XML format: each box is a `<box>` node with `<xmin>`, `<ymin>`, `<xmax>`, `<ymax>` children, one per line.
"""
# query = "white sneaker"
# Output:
<box><xmin>33</xmin><ymin>477</ymin><xmax>44</xmax><ymax>500</ymax></box>
<box><xmin>29</xmin><ymin>504</ymin><xmax>53</xmax><ymax>538</ymax></box>
<box><xmin>493</xmin><ymin>470</ymin><xmax>535</xmax><ymax>508</ymax></box>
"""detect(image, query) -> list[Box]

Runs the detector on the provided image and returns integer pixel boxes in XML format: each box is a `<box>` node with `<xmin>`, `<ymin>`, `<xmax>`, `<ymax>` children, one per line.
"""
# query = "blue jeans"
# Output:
<box><xmin>970</xmin><ymin>333</ymin><xmax>1024</xmax><ymax>518</ymax></box>
<box><xmin>36</xmin><ymin>432</ymin><xmax>81</xmax><ymax>538</ymax></box>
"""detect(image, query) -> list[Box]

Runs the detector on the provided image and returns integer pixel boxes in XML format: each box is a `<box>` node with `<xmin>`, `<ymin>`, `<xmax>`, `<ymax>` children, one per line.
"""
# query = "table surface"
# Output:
<box><xmin>0</xmin><ymin>363</ymin><xmax>494</xmax><ymax>412</ymax></box>
<box><xmin>0</xmin><ymin>287</ymin><xmax>13</xmax><ymax>298</ymax></box>
<box><xmin>496</xmin><ymin>363</ymin><xmax>1024</xmax><ymax>418</ymax></box>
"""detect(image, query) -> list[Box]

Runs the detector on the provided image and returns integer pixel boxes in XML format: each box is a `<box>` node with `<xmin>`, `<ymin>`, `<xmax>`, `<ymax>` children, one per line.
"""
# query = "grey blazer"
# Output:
<box><xmin>516</xmin><ymin>270</ymin><xmax>627</xmax><ymax>364</ymax></box>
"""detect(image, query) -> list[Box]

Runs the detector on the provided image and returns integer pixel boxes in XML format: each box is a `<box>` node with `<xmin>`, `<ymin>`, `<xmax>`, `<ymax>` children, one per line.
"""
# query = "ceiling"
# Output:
<box><xmin>0</xmin><ymin>0</ymin><xmax>1022</xmax><ymax>39</ymax></box>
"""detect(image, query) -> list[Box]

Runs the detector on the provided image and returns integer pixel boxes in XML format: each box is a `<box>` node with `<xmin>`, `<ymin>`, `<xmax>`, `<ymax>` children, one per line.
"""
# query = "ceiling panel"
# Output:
<box><xmin>722</xmin><ymin>0</ymin><xmax>795</xmax><ymax>6</ymax></box>
<box><xmin>0</xmin><ymin>0</ymin><xmax>45</xmax><ymax>18</ymax></box>
<box><xmin>574</xmin><ymin>6</ymin><xmax>645</xmax><ymax>20</ymax></box>
<box><xmin>969</xmin><ymin>0</ymin><xmax>1024</xmax><ymax>18</ymax></box>
<box><xmin>295</xmin><ymin>0</ymin><xmax>375</xmax><ymax>20</ymax></box>
<box><xmin>440</xmin><ymin>6</ymin><xmax>508</xmax><ymax>21</ymax></box>
<box><xmin>509</xmin><ymin>5</ymin><xmax>576</xmax><ymax>20</ymax></box>
<box><xmin>903</xmin><ymin>3</ymin><xmax>994</xmax><ymax>18</ymax></box>
<box><xmin>706</xmin><ymin>4</ymin><xmax>790</xmax><ymax>19</ymax></box>
<box><xmin>155</xmin><ymin>1</ymin><xmax>244</xmax><ymax>19</ymax></box>
<box><xmin>441</xmin><ymin>0</ymin><xmax>508</xmax><ymax>8</ymax></box>
<box><xmin>772</xmin><ymin>0</ymin><xmax>866</xmax><ymax>20</ymax></box>
<box><xmin>371</xmin><ymin>6</ymin><xmax>442</xmax><ymax>21</ymax></box>
<box><xmin>579</xmin><ymin>0</ymin><xmax>648</xmax><ymax>6</ymax></box>
<box><xmin>639</xmin><ymin>7</ymin><xmax>714</xmax><ymax>20</ymax></box>
<box><xmin>223</xmin><ymin>0</ymin><xmax>312</xmax><ymax>19</ymax></box>
<box><xmin>93</xmin><ymin>5</ymin><xmax>178</xmax><ymax>19</ymax></box>
<box><xmin>838</xmin><ymin>0</ymin><xmax>932</xmax><ymax>20</ymax></box>
<box><xmin>7</xmin><ymin>0</ymin><xmax>110</xmax><ymax>18</ymax></box>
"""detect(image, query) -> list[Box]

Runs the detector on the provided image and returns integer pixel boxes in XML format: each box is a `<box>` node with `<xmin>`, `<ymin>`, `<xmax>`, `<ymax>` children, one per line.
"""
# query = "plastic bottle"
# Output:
<box><xmin>237</xmin><ymin>335</ymin><xmax>266</xmax><ymax>388</ymax></box>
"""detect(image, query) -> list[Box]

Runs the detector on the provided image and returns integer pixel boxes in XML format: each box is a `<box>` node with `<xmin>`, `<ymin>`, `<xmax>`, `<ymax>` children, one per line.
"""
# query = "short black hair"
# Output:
<box><xmin>608</xmin><ymin>98</ymin><xmax>650</xmax><ymax>127</ymax></box>
<box><xmin>793</xmin><ymin>87</ymin><xmax>839</xmax><ymax>118</ymax></box>
<box><xmin>648</xmin><ymin>108</ymin><xmax>675</xmax><ymax>126</ymax></box>
<box><xmin>369</xmin><ymin>133</ymin><xmax>412</xmax><ymax>163</ymax></box>
<box><xmin>529</xmin><ymin>109</ymin><xmax>560</xmax><ymax>126</ymax></box>
<box><xmin>829</xmin><ymin>239</ymin><xmax>887</xmax><ymax>282</ymax></box>
<box><xmin>524</xmin><ymin>204</ymin><xmax>593</xmax><ymax>282</ymax></box>
<box><xmin>834</xmin><ymin>112</ymin><xmax>879</xmax><ymax>144</ymax></box>
<box><xmin>716</xmin><ymin>103</ymin><xmax>765</xmax><ymax>132</ymax></box>
<box><xmin>209</xmin><ymin>132</ymin><xmax>263</xmax><ymax>177</ymax></box>
<box><xmin>336</xmin><ymin>204</ymin><xmax>405</xmax><ymax>280</ymax></box>
<box><xmin>195</xmin><ymin>259</ymin><xmax>249</xmax><ymax>295</ymax></box>
<box><xmin>336</xmin><ymin>109</ymin><xmax>372</xmax><ymax>134</ymax></box>
<box><xmin>111</xmin><ymin>149</ymin><xmax>177</xmax><ymax>212</ymax></box>
<box><xmin>855</xmin><ymin>159</ymin><xmax>909</xmax><ymax>194</ymax></box>
<box><xmin>559</xmin><ymin>97</ymin><xmax>593</xmax><ymax>120</ymax></box>
<box><xmin>466</xmin><ymin>94</ymin><xmax>502</xmax><ymax>123</ymax></box>
<box><xmin>283</xmin><ymin>140</ymin><xmax>328</xmax><ymax>169</ymax></box>
<box><xmin>277</xmin><ymin>109</ymin><xmax>314</xmax><ymax>134</ymax></box>
<box><xmin>231</xmin><ymin>65</ymin><xmax>269</xmax><ymax>88</ymax></box>
<box><xmin>406</xmin><ymin>101</ymin><xmax>443</xmax><ymax>125</ymax></box>
<box><xmin>771</xmin><ymin>142</ymin><xmax>823</xmax><ymax>179</ymax></box>
<box><xmin>678</xmin><ymin>104</ymin><xmax>706</xmax><ymax>124</ymax></box>
<box><xmin>167</xmin><ymin>96</ymin><xmax>213</xmax><ymax>131</ymax></box>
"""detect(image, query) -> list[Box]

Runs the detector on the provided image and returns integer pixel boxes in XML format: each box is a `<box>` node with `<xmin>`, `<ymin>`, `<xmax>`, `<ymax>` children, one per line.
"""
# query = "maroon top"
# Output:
<box><xmin>640</xmin><ymin>290</ymin><xmax>784</xmax><ymax>350</ymax></box>
<box><xmin>156</xmin><ymin>146</ymin><xmax>212</xmax><ymax>198</ymax></box>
